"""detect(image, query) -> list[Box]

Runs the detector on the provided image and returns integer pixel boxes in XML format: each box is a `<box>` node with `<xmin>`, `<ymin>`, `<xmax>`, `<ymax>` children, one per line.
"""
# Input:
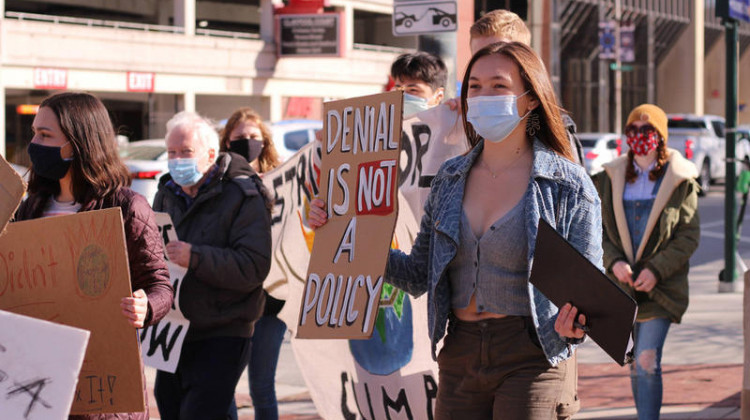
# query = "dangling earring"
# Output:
<box><xmin>526</xmin><ymin>112</ymin><xmax>541</xmax><ymax>137</ymax></box>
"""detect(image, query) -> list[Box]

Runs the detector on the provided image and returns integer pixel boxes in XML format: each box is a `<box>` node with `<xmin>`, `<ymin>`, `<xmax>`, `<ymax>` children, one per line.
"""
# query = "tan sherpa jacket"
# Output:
<box><xmin>593</xmin><ymin>149</ymin><xmax>700</xmax><ymax>322</ymax></box>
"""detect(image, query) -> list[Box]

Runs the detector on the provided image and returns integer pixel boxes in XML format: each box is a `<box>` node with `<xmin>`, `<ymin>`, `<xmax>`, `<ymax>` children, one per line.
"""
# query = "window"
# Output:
<box><xmin>284</xmin><ymin>130</ymin><xmax>311</xmax><ymax>151</ymax></box>
<box><xmin>711</xmin><ymin>121</ymin><xmax>725</xmax><ymax>138</ymax></box>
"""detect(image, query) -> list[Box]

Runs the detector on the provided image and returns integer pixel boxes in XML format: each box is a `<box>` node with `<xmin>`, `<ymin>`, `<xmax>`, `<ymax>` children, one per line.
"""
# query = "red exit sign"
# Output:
<box><xmin>127</xmin><ymin>72</ymin><xmax>155</xmax><ymax>92</ymax></box>
<box><xmin>33</xmin><ymin>68</ymin><xmax>68</xmax><ymax>90</ymax></box>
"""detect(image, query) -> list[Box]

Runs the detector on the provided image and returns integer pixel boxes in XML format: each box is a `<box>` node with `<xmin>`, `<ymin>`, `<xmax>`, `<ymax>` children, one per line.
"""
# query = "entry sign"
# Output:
<box><xmin>393</xmin><ymin>1</ymin><xmax>457</xmax><ymax>36</ymax></box>
<box><xmin>297</xmin><ymin>90</ymin><xmax>403</xmax><ymax>339</ymax></box>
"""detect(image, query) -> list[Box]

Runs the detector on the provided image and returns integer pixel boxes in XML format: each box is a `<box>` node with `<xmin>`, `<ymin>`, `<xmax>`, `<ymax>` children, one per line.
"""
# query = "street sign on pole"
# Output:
<box><xmin>620</xmin><ymin>23</ymin><xmax>635</xmax><ymax>62</ymax></box>
<box><xmin>718</xmin><ymin>0</ymin><xmax>750</xmax><ymax>23</ymax></box>
<box><xmin>392</xmin><ymin>1</ymin><xmax>457</xmax><ymax>37</ymax></box>
<box><xmin>716</xmin><ymin>0</ymin><xmax>743</xmax><ymax>291</ymax></box>
<box><xmin>598</xmin><ymin>20</ymin><xmax>616</xmax><ymax>59</ymax></box>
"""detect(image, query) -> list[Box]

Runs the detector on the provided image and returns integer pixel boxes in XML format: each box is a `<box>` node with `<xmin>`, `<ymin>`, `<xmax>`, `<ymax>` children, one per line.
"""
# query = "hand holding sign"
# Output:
<box><xmin>121</xmin><ymin>289</ymin><xmax>149</xmax><ymax>328</ymax></box>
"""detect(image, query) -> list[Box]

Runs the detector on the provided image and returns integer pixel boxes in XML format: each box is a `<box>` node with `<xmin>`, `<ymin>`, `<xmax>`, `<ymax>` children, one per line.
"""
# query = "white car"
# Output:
<box><xmin>10</xmin><ymin>163</ymin><xmax>29</xmax><ymax>182</ymax></box>
<box><xmin>119</xmin><ymin>139</ymin><xmax>168</xmax><ymax>205</ymax></box>
<box><xmin>577</xmin><ymin>132</ymin><xmax>623</xmax><ymax>175</ymax></box>
<box><xmin>270</xmin><ymin>119</ymin><xmax>323</xmax><ymax>162</ymax></box>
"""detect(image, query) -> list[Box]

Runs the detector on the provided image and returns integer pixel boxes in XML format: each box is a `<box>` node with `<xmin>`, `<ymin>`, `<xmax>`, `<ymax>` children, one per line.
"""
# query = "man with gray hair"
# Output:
<box><xmin>152</xmin><ymin>111</ymin><xmax>273</xmax><ymax>420</ymax></box>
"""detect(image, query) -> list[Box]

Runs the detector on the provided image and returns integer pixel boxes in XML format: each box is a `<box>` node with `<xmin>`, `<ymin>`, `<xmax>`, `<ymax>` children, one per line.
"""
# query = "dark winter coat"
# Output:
<box><xmin>152</xmin><ymin>152</ymin><xmax>272</xmax><ymax>342</ymax></box>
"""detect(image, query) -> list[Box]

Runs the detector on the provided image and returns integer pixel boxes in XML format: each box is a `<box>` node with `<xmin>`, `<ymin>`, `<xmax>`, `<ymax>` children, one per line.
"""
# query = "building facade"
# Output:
<box><xmin>1</xmin><ymin>0</ymin><xmax>749</xmax><ymax>167</ymax></box>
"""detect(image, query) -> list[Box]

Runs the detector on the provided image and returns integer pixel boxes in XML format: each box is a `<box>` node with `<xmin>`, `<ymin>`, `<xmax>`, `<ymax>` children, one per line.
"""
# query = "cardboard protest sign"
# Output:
<box><xmin>0</xmin><ymin>208</ymin><xmax>145</xmax><ymax>414</ymax></box>
<box><xmin>139</xmin><ymin>212</ymin><xmax>190</xmax><ymax>373</ymax></box>
<box><xmin>292</xmin><ymin>194</ymin><xmax>441</xmax><ymax>420</ymax></box>
<box><xmin>0</xmin><ymin>309</ymin><xmax>90</xmax><ymax>420</ymax></box>
<box><xmin>297</xmin><ymin>90</ymin><xmax>403</xmax><ymax>339</ymax></box>
<box><xmin>0</xmin><ymin>154</ymin><xmax>26</xmax><ymax>235</ymax></box>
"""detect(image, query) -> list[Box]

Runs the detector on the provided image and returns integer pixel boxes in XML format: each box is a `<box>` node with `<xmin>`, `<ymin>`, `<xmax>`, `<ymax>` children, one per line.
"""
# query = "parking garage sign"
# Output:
<box><xmin>392</xmin><ymin>1</ymin><xmax>457</xmax><ymax>36</ymax></box>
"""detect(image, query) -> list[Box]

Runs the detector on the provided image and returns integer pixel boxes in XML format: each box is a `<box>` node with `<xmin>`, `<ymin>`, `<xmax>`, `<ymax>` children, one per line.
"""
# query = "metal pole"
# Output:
<box><xmin>614</xmin><ymin>0</ymin><xmax>622</xmax><ymax>135</ymax></box>
<box><xmin>722</xmin><ymin>18</ymin><xmax>739</xmax><ymax>292</ymax></box>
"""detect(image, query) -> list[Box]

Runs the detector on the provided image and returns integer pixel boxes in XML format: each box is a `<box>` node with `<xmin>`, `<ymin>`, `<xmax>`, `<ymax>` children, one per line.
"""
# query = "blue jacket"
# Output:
<box><xmin>386</xmin><ymin>139</ymin><xmax>604</xmax><ymax>365</ymax></box>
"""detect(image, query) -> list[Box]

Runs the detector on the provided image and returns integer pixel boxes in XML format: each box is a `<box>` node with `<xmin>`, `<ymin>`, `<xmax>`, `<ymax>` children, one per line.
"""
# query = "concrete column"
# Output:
<box><xmin>269</xmin><ymin>94</ymin><xmax>283</xmax><ymax>122</ymax></box>
<box><xmin>656</xmin><ymin>1</ymin><xmax>703</xmax><ymax>114</ymax></box>
<box><xmin>183</xmin><ymin>91</ymin><xmax>196</xmax><ymax>113</ymax></box>
<box><xmin>174</xmin><ymin>0</ymin><xmax>196</xmax><ymax>36</ymax></box>
<box><xmin>344</xmin><ymin>4</ymin><xmax>354</xmax><ymax>53</ymax></box>
<box><xmin>527</xmin><ymin>1</ymin><xmax>545</xmax><ymax>55</ymax></box>
<box><xmin>260</xmin><ymin>0</ymin><xmax>275</xmax><ymax>44</ymax></box>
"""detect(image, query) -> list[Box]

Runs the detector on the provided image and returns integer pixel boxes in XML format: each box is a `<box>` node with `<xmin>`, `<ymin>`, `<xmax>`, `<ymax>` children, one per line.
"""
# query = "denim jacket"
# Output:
<box><xmin>386</xmin><ymin>139</ymin><xmax>604</xmax><ymax>365</ymax></box>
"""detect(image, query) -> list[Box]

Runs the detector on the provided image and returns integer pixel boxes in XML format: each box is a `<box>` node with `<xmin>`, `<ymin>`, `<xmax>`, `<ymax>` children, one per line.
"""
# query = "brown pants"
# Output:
<box><xmin>435</xmin><ymin>316</ymin><xmax>577</xmax><ymax>420</ymax></box>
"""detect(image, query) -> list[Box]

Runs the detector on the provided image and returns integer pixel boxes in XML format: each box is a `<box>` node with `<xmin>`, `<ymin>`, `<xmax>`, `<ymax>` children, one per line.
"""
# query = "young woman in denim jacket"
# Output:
<box><xmin>593</xmin><ymin>104</ymin><xmax>700</xmax><ymax>420</ymax></box>
<box><xmin>309</xmin><ymin>42</ymin><xmax>603</xmax><ymax>419</ymax></box>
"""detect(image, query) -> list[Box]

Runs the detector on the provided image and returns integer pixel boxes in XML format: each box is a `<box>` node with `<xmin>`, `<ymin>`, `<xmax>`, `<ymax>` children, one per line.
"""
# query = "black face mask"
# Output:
<box><xmin>28</xmin><ymin>142</ymin><xmax>73</xmax><ymax>180</ymax></box>
<box><xmin>229</xmin><ymin>138</ymin><xmax>264</xmax><ymax>163</ymax></box>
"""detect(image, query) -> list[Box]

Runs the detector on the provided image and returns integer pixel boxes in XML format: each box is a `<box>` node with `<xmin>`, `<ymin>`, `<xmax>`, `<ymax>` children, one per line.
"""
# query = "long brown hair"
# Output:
<box><xmin>625</xmin><ymin>139</ymin><xmax>668</xmax><ymax>183</ymax></box>
<box><xmin>460</xmin><ymin>42</ymin><xmax>574</xmax><ymax>162</ymax></box>
<box><xmin>28</xmin><ymin>92</ymin><xmax>130</xmax><ymax>203</ymax></box>
<box><xmin>219</xmin><ymin>107</ymin><xmax>280</xmax><ymax>173</ymax></box>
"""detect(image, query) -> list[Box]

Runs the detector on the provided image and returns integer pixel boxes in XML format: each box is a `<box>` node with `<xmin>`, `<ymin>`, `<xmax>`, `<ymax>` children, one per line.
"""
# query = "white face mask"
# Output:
<box><xmin>403</xmin><ymin>92</ymin><xmax>438</xmax><ymax>117</ymax></box>
<box><xmin>466</xmin><ymin>91</ymin><xmax>531</xmax><ymax>143</ymax></box>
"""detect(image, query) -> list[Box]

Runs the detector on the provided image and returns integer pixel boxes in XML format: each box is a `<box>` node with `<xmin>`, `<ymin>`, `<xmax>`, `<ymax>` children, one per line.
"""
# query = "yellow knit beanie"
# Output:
<box><xmin>626</xmin><ymin>104</ymin><xmax>668</xmax><ymax>142</ymax></box>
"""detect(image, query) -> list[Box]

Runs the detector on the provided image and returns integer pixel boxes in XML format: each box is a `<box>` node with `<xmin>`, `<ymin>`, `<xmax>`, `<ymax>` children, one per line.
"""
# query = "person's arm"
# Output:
<box><xmin>554</xmin><ymin>178</ymin><xmax>604</xmax><ymax>341</ymax></box>
<box><xmin>189</xmin><ymin>190</ymin><xmax>272</xmax><ymax>293</ymax></box>
<box><xmin>642</xmin><ymin>179</ymin><xmax>700</xmax><ymax>281</ymax></box>
<box><xmin>384</xmin><ymin>190</ymin><xmax>435</xmax><ymax>297</ymax></box>
<box><xmin>122</xmin><ymin>194</ymin><xmax>174</xmax><ymax>327</ymax></box>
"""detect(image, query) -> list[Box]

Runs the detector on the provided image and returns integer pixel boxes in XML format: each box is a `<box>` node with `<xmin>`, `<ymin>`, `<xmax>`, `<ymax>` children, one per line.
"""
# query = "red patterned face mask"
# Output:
<box><xmin>625</xmin><ymin>126</ymin><xmax>660</xmax><ymax>156</ymax></box>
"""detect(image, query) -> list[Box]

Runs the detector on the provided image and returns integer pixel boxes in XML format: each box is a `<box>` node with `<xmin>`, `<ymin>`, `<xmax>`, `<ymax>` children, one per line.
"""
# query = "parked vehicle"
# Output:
<box><xmin>118</xmin><ymin>139</ymin><xmax>168</xmax><ymax>205</ymax></box>
<box><xmin>271</xmin><ymin>119</ymin><xmax>323</xmax><ymax>162</ymax></box>
<box><xmin>10</xmin><ymin>163</ymin><xmax>29</xmax><ymax>182</ymax></box>
<box><xmin>667</xmin><ymin>114</ymin><xmax>750</xmax><ymax>194</ymax></box>
<box><xmin>577</xmin><ymin>132</ymin><xmax>622</xmax><ymax>175</ymax></box>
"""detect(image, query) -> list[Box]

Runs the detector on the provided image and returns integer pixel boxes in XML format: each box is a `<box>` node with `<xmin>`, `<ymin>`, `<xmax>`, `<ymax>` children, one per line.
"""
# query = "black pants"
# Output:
<box><xmin>154</xmin><ymin>336</ymin><xmax>252</xmax><ymax>420</ymax></box>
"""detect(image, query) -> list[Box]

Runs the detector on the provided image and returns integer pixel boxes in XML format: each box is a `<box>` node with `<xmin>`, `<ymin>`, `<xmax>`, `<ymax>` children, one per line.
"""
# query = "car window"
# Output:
<box><xmin>668</xmin><ymin>119</ymin><xmax>705</xmax><ymax>130</ymax></box>
<box><xmin>119</xmin><ymin>145</ymin><xmax>166</xmax><ymax>161</ymax></box>
<box><xmin>607</xmin><ymin>139</ymin><xmax>619</xmax><ymax>149</ymax></box>
<box><xmin>579</xmin><ymin>139</ymin><xmax>597</xmax><ymax>148</ymax></box>
<box><xmin>711</xmin><ymin>121</ymin><xmax>725</xmax><ymax>138</ymax></box>
<box><xmin>284</xmin><ymin>130</ymin><xmax>311</xmax><ymax>151</ymax></box>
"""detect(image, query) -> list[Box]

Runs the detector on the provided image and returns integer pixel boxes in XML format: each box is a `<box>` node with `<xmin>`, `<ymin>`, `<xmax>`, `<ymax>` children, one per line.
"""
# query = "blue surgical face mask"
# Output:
<box><xmin>403</xmin><ymin>93</ymin><xmax>432</xmax><ymax>117</ymax></box>
<box><xmin>466</xmin><ymin>91</ymin><xmax>531</xmax><ymax>143</ymax></box>
<box><xmin>168</xmin><ymin>158</ymin><xmax>204</xmax><ymax>187</ymax></box>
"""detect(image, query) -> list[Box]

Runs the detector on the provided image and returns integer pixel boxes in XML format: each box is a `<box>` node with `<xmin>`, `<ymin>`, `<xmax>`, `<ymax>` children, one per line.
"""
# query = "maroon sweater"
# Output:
<box><xmin>16</xmin><ymin>187</ymin><xmax>173</xmax><ymax>420</ymax></box>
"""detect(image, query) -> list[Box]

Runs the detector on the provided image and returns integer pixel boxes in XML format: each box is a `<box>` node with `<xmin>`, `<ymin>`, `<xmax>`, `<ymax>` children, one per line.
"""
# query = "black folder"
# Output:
<box><xmin>529</xmin><ymin>219</ymin><xmax>637</xmax><ymax>366</ymax></box>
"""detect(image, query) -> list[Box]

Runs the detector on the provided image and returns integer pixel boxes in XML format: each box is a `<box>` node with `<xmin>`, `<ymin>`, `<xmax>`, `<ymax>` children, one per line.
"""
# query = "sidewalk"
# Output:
<box><xmin>145</xmin><ymin>257</ymin><xmax>745</xmax><ymax>420</ymax></box>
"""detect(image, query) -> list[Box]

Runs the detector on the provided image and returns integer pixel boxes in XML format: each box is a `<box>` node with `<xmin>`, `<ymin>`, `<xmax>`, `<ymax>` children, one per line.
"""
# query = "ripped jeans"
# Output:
<box><xmin>630</xmin><ymin>317</ymin><xmax>671</xmax><ymax>420</ymax></box>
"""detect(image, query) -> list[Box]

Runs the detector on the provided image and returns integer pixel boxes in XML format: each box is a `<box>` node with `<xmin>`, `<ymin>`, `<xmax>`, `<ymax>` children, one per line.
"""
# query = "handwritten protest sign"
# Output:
<box><xmin>297</xmin><ymin>90</ymin><xmax>403</xmax><ymax>339</ymax></box>
<box><xmin>0</xmin><ymin>154</ymin><xmax>26</xmax><ymax>235</ymax></box>
<box><xmin>0</xmin><ymin>208</ymin><xmax>145</xmax><ymax>414</ymax></box>
<box><xmin>0</xmin><ymin>309</ymin><xmax>90</xmax><ymax>420</ymax></box>
<box><xmin>263</xmin><ymin>103</ymin><xmax>466</xmax><ymax>418</ymax></box>
<box><xmin>139</xmin><ymin>213</ymin><xmax>190</xmax><ymax>373</ymax></box>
